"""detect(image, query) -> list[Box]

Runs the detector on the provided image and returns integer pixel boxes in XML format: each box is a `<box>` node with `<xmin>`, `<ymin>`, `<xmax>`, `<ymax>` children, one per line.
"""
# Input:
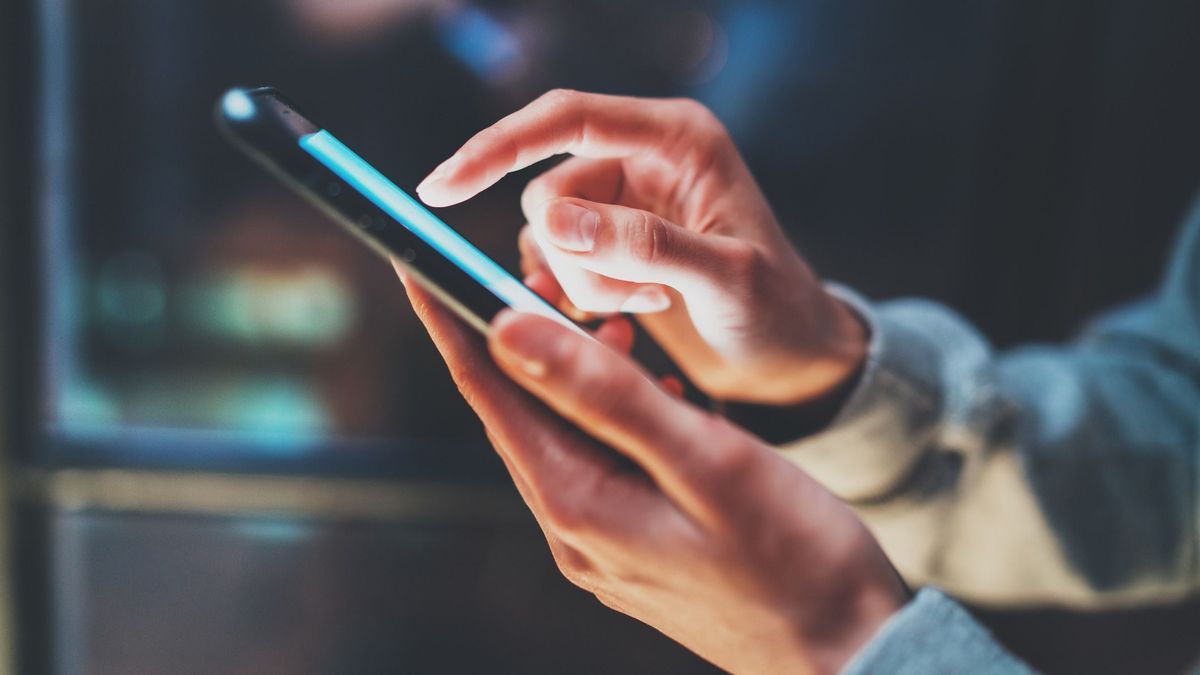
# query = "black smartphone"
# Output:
<box><xmin>215</xmin><ymin>86</ymin><xmax>585</xmax><ymax>336</ymax></box>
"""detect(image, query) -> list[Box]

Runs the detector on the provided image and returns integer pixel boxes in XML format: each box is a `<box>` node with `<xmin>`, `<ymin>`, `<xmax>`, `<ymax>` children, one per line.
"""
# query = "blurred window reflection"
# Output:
<box><xmin>35</xmin><ymin>1</ymin><xmax>1200</xmax><ymax>469</ymax></box>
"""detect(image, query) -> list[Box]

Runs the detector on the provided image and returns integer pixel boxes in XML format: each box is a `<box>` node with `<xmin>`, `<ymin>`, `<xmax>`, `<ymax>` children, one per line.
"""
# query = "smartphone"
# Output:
<box><xmin>215</xmin><ymin>86</ymin><xmax>585</xmax><ymax>336</ymax></box>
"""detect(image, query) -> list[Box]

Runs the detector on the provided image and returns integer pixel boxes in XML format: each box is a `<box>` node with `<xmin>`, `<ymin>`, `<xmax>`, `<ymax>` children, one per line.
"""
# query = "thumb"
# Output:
<box><xmin>532</xmin><ymin>197</ymin><xmax>758</xmax><ymax>295</ymax></box>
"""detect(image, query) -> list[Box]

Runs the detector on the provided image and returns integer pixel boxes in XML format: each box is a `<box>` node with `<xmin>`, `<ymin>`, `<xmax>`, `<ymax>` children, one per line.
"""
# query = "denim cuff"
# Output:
<box><xmin>843</xmin><ymin>588</ymin><xmax>1034</xmax><ymax>675</ymax></box>
<box><xmin>776</xmin><ymin>284</ymin><xmax>946</xmax><ymax>500</ymax></box>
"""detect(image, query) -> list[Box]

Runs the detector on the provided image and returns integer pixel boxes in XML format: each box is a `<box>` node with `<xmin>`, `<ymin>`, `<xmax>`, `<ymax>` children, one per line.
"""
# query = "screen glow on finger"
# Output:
<box><xmin>299</xmin><ymin>129</ymin><xmax>584</xmax><ymax>335</ymax></box>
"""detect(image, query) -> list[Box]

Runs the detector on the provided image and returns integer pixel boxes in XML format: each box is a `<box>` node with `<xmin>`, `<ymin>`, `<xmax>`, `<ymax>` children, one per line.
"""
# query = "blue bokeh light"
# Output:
<box><xmin>436</xmin><ymin>6</ymin><xmax>522</xmax><ymax>82</ymax></box>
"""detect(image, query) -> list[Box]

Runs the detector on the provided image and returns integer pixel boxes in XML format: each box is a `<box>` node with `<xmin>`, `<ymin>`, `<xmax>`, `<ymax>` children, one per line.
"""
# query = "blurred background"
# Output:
<box><xmin>1</xmin><ymin>1</ymin><xmax>1199</xmax><ymax>673</ymax></box>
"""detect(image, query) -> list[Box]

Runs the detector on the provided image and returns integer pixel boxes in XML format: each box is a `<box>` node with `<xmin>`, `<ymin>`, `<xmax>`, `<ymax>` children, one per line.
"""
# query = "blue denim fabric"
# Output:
<box><xmin>782</xmin><ymin>195</ymin><xmax>1200</xmax><ymax>671</ymax></box>
<box><xmin>844</xmin><ymin>588</ymin><xmax>1035</xmax><ymax>674</ymax></box>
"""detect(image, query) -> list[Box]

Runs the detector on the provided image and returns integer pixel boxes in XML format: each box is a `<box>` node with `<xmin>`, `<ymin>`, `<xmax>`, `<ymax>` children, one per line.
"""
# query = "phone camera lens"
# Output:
<box><xmin>325</xmin><ymin>182</ymin><xmax>342</xmax><ymax>197</ymax></box>
<box><xmin>401</xmin><ymin>248</ymin><xmax>416</xmax><ymax>262</ymax></box>
<box><xmin>357</xmin><ymin>214</ymin><xmax>374</xmax><ymax>229</ymax></box>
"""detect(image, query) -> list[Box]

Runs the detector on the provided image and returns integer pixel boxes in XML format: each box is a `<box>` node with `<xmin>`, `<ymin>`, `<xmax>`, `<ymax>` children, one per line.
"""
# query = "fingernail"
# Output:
<box><xmin>492</xmin><ymin>310</ymin><xmax>550</xmax><ymax>378</ymax></box>
<box><xmin>619</xmin><ymin>286</ymin><xmax>671</xmax><ymax>313</ymax></box>
<box><xmin>416</xmin><ymin>157</ymin><xmax>460</xmax><ymax>201</ymax></box>
<box><xmin>544</xmin><ymin>202</ymin><xmax>599</xmax><ymax>252</ymax></box>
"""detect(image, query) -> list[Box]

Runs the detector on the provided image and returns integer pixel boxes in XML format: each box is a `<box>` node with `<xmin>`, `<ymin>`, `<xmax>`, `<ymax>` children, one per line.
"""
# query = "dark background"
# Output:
<box><xmin>2</xmin><ymin>1</ymin><xmax>1199</xmax><ymax>673</ymax></box>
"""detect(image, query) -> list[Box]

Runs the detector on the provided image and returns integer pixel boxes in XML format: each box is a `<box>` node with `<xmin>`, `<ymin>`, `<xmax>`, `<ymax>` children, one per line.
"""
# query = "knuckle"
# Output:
<box><xmin>593</xmin><ymin>589</ymin><xmax>628</xmax><ymax>614</ymax></box>
<box><xmin>525</xmin><ymin>166</ymin><xmax>566</xmax><ymax>194</ymax></box>
<box><xmin>547</xmin><ymin>541</ymin><xmax>591</xmax><ymax>586</ymax></box>
<box><xmin>670</xmin><ymin>99</ymin><xmax>734</xmax><ymax>173</ymax></box>
<box><xmin>543</xmin><ymin>328</ymin><xmax>587</xmax><ymax>376</ymax></box>
<box><xmin>540</xmin><ymin>88</ymin><xmax>581</xmax><ymax>112</ymax></box>
<box><xmin>686</xmin><ymin>96</ymin><xmax>710</xmax><ymax>119</ymax></box>
<box><xmin>710</xmin><ymin>442</ymin><xmax>755</xmax><ymax>481</ymax></box>
<box><xmin>543</xmin><ymin>494</ymin><xmax>590</xmax><ymax>536</ymax></box>
<box><xmin>560</xmin><ymin>566</ymin><xmax>592</xmax><ymax>591</ymax></box>
<box><xmin>471</xmin><ymin>125</ymin><xmax>502</xmax><ymax>148</ymax></box>
<box><xmin>723</xmin><ymin>241</ymin><xmax>767</xmax><ymax>294</ymax></box>
<box><xmin>699</xmin><ymin>415</ymin><xmax>757</xmax><ymax>479</ymax></box>
<box><xmin>446</xmin><ymin>362</ymin><xmax>487</xmax><ymax>408</ymax></box>
<box><xmin>520</xmin><ymin>177</ymin><xmax>554</xmax><ymax>217</ymax></box>
<box><xmin>521</xmin><ymin>175</ymin><xmax>547</xmax><ymax>203</ymax></box>
<box><xmin>676</xmin><ymin>98</ymin><xmax>726</xmax><ymax>139</ymax></box>
<box><xmin>608</xmin><ymin>562</ymin><xmax>648</xmax><ymax>587</ymax></box>
<box><xmin>552</xmin><ymin>333</ymin><xmax>621</xmax><ymax>395</ymax></box>
<box><xmin>674</xmin><ymin>97</ymin><xmax>713</xmax><ymax>121</ymax></box>
<box><xmin>544</xmin><ymin>468</ymin><xmax>621</xmax><ymax>542</ymax></box>
<box><xmin>541</xmin><ymin>477</ymin><xmax>602</xmax><ymax>538</ymax></box>
<box><xmin>627</xmin><ymin>210</ymin><xmax>670</xmax><ymax>265</ymax></box>
<box><xmin>576</xmin><ymin>359</ymin><xmax>630</xmax><ymax>421</ymax></box>
<box><xmin>474</xmin><ymin>126</ymin><xmax>520</xmax><ymax>167</ymax></box>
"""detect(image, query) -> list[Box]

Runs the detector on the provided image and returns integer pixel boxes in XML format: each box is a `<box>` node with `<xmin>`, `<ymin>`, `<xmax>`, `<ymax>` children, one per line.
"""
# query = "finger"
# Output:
<box><xmin>523</xmin><ymin>269</ymin><xmax>563</xmax><ymax>306</ymax></box>
<box><xmin>397</xmin><ymin>265</ymin><xmax>590</xmax><ymax>508</ymax></box>
<box><xmin>397</xmin><ymin>262</ymin><xmax>660</xmax><ymax>536</ymax></box>
<box><xmin>534</xmin><ymin>197</ymin><xmax>755</xmax><ymax>293</ymax></box>
<box><xmin>416</xmin><ymin>91</ymin><xmax>708</xmax><ymax>206</ymax></box>
<box><xmin>528</xmin><ymin>195</ymin><xmax>753</xmax><ymax>319</ymax></box>
<box><xmin>536</xmin><ymin>241</ymin><xmax>666</xmax><ymax>315</ymax></box>
<box><xmin>525</xmin><ymin>268</ymin><xmax>593</xmax><ymax>322</ymax></box>
<box><xmin>518</xmin><ymin>158</ymin><xmax>631</xmax><ymax>320</ymax></box>
<box><xmin>518</xmin><ymin>157</ymin><xmax>669</xmax><ymax>316</ymax></box>
<box><xmin>593</xmin><ymin>316</ymin><xmax>635</xmax><ymax>354</ymax></box>
<box><xmin>659</xmin><ymin>375</ymin><xmax>685</xmax><ymax>399</ymax></box>
<box><xmin>523</xmin><ymin>227</ymin><xmax>608</xmax><ymax>321</ymax></box>
<box><xmin>520</xmin><ymin>156</ymin><xmax>627</xmax><ymax>224</ymax></box>
<box><xmin>518</xmin><ymin>225</ymin><xmax>549</xmax><ymax>277</ymax></box>
<box><xmin>489</xmin><ymin>310</ymin><xmax>747</xmax><ymax>518</ymax></box>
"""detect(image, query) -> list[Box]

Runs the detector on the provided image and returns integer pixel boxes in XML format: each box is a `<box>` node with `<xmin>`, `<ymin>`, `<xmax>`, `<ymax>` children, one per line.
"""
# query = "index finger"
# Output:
<box><xmin>416</xmin><ymin>90</ymin><xmax>692</xmax><ymax>207</ymax></box>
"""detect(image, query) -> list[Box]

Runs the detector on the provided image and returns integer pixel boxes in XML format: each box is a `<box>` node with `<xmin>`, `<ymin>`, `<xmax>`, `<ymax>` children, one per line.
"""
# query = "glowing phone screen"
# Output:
<box><xmin>300</xmin><ymin>129</ymin><xmax>580</xmax><ymax>332</ymax></box>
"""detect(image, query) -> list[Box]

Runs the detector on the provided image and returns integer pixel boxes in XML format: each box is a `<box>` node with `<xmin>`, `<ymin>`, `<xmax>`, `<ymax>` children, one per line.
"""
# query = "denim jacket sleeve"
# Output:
<box><xmin>781</xmin><ymin>194</ymin><xmax>1200</xmax><ymax>609</ymax></box>
<box><xmin>843</xmin><ymin>588</ymin><xmax>1035</xmax><ymax>675</ymax></box>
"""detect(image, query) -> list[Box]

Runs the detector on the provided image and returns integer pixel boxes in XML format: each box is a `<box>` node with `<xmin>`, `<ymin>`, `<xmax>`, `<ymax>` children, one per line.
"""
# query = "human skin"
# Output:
<box><xmin>397</xmin><ymin>275</ymin><xmax>906</xmax><ymax>674</ymax></box>
<box><xmin>416</xmin><ymin>89</ymin><xmax>867</xmax><ymax>406</ymax></box>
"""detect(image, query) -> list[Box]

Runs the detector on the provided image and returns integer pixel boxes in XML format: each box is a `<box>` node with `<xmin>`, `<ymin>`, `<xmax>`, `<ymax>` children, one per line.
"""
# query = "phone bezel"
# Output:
<box><xmin>215</xmin><ymin>86</ymin><xmax>568</xmax><ymax>335</ymax></box>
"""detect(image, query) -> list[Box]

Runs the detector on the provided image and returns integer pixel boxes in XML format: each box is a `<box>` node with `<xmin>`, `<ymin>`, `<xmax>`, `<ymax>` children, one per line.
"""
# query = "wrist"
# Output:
<box><xmin>758</xmin><ymin>566</ymin><xmax>906</xmax><ymax>675</ymax></box>
<box><xmin>717</xmin><ymin>354</ymin><xmax>864</xmax><ymax>444</ymax></box>
<box><xmin>806</xmin><ymin>548</ymin><xmax>909</xmax><ymax>675</ymax></box>
<box><xmin>805</xmin><ymin>289</ymin><xmax>870</xmax><ymax>401</ymax></box>
<box><xmin>808</xmin><ymin>583</ymin><xmax>906</xmax><ymax>675</ymax></box>
<box><xmin>727</xmin><ymin>290</ymin><xmax>868</xmax><ymax>407</ymax></box>
<box><xmin>716</xmin><ymin>293</ymin><xmax>868</xmax><ymax>441</ymax></box>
